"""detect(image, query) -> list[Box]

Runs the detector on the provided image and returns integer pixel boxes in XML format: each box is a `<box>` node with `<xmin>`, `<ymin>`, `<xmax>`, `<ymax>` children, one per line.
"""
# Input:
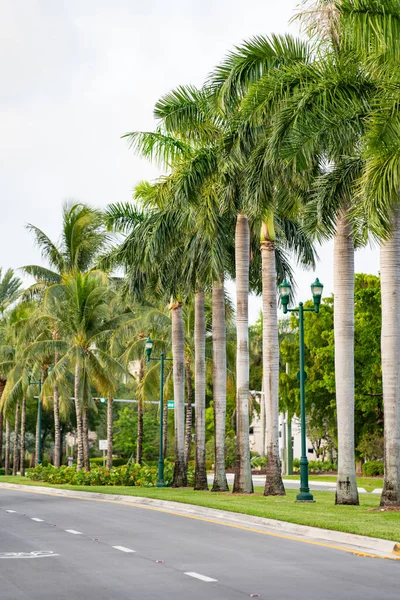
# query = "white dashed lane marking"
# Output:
<box><xmin>112</xmin><ymin>546</ymin><xmax>136</xmax><ymax>553</ymax></box>
<box><xmin>184</xmin><ymin>572</ymin><xmax>218</xmax><ymax>582</ymax></box>
<box><xmin>65</xmin><ymin>529</ymin><xmax>83</xmax><ymax>535</ymax></box>
<box><xmin>6</xmin><ymin>510</ymin><xmax>16</xmax><ymax>513</ymax></box>
<box><xmin>31</xmin><ymin>518</ymin><xmax>44</xmax><ymax>522</ymax></box>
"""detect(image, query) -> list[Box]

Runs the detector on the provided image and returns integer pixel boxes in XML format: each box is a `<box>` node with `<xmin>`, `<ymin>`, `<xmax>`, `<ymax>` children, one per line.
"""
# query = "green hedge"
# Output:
<box><xmin>362</xmin><ymin>460</ymin><xmax>384</xmax><ymax>476</ymax></box>
<box><xmin>90</xmin><ymin>457</ymin><xmax>128</xmax><ymax>467</ymax></box>
<box><xmin>293</xmin><ymin>459</ymin><xmax>337</xmax><ymax>473</ymax></box>
<box><xmin>27</xmin><ymin>463</ymin><xmax>195</xmax><ymax>487</ymax></box>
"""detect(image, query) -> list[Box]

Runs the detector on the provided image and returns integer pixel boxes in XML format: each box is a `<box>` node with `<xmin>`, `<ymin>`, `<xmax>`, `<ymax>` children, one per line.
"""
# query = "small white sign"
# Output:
<box><xmin>99</xmin><ymin>440</ymin><xmax>108</xmax><ymax>450</ymax></box>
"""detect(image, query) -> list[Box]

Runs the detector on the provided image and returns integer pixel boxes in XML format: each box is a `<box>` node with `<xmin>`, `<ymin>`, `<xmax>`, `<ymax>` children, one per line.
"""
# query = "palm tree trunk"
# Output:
<box><xmin>261</xmin><ymin>237</ymin><xmax>285</xmax><ymax>496</ymax></box>
<box><xmin>53</xmin><ymin>344</ymin><xmax>61</xmax><ymax>468</ymax></box>
<box><xmin>35</xmin><ymin>404</ymin><xmax>40</xmax><ymax>466</ymax></box>
<box><xmin>233</xmin><ymin>214</ymin><xmax>253</xmax><ymax>494</ymax></box>
<box><xmin>5</xmin><ymin>418</ymin><xmax>10</xmax><ymax>475</ymax></box>
<box><xmin>74</xmin><ymin>359</ymin><xmax>84</xmax><ymax>471</ymax></box>
<box><xmin>184</xmin><ymin>357</ymin><xmax>193</xmax><ymax>467</ymax></box>
<box><xmin>53</xmin><ymin>382</ymin><xmax>61</xmax><ymax>468</ymax></box>
<box><xmin>380</xmin><ymin>206</ymin><xmax>400</xmax><ymax>506</ymax></box>
<box><xmin>212</xmin><ymin>280</ymin><xmax>229</xmax><ymax>492</ymax></box>
<box><xmin>82</xmin><ymin>402</ymin><xmax>90</xmax><ymax>472</ymax></box>
<box><xmin>20</xmin><ymin>396</ymin><xmax>26</xmax><ymax>476</ymax></box>
<box><xmin>107</xmin><ymin>396</ymin><xmax>113</xmax><ymax>469</ymax></box>
<box><xmin>194</xmin><ymin>291</ymin><xmax>208</xmax><ymax>490</ymax></box>
<box><xmin>136</xmin><ymin>359</ymin><xmax>145</xmax><ymax>465</ymax></box>
<box><xmin>12</xmin><ymin>401</ymin><xmax>20</xmax><ymax>476</ymax></box>
<box><xmin>334</xmin><ymin>209</ymin><xmax>359</xmax><ymax>505</ymax></box>
<box><xmin>260</xmin><ymin>380</ymin><xmax>265</xmax><ymax>458</ymax></box>
<box><xmin>0</xmin><ymin>408</ymin><xmax>3</xmax><ymax>468</ymax></box>
<box><xmin>171</xmin><ymin>302</ymin><xmax>187</xmax><ymax>487</ymax></box>
<box><xmin>0</xmin><ymin>379</ymin><xmax>4</xmax><ymax>468</ymax></box>
<box><xmin>163</xmin><ymin>394</ymin><xmax>168</xmax><ymax>458</ymax></box>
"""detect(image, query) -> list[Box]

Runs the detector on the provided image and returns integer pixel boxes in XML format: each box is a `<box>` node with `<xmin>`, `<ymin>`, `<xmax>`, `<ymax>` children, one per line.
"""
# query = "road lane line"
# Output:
<box><xmin>112</xmin><ymin>546</ymin><xmax>136</xmax><ymax>553</ymax></box>
<box><xmin>6</xmin><ymin>510</ymin><xmax>16</xmax><ymax>513</ymax></box>
<box><xmin>31</xmin><ymin>518</ymin><xmax>44</xmax><ymax>522</ymax></box>
<box><xmin>65</xmin><ymin>529</ymin><xmax>82</xmax><ymax>535</ymax></box>
<box><xmin>185</xmin><ymin>572</ymin><xmax>217</xmax><ymax>582</ymax></box>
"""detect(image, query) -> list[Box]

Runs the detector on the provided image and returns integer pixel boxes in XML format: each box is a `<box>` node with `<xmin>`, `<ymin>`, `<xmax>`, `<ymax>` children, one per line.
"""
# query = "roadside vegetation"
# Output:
<box><xmin>1</xmin><ymin>1</ymin><xmax>400</xmax><ymax>515</ymax></box>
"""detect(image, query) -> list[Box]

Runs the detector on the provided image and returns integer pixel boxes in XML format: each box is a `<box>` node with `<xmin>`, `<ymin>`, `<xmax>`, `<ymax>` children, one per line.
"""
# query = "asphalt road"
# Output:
<box><xmin>0</xmin><ymin>488</ymin><xmax>397</xmax><ymax>600</ymax></box>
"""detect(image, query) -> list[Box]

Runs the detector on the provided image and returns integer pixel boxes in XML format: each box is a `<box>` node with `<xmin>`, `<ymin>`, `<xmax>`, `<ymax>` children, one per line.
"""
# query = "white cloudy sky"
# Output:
<box><xmin>0</xmin><ymin>0</ymin><xmax>379</xmax><ymax>323</ymax></box>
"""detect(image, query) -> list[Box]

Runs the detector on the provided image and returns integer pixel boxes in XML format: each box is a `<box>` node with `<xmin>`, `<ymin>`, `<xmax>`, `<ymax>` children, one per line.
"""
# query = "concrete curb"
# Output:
<box><xmin>0</xmin><ymin>482</ymin><xmax>398</xmax><ymax>558</ymax></box>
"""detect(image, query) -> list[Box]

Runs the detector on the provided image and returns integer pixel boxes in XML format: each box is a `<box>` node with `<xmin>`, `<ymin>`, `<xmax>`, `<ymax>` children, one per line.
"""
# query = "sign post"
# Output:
<box><xmin>99</xmin><ymin>440</ymin><xmax>108</xmax><ymax>467</ymax></box>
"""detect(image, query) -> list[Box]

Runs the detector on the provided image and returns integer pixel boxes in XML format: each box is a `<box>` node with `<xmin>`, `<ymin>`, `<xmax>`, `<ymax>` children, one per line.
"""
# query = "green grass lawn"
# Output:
<box><xmin>0</xmin><ymin>476</ymin><xmax>397</xmax><ymax>542</ymax></box>
<box><xmin>282</xmin><ymin>475</ymin><xmax>383</xmax><ymax>493</ymax></box>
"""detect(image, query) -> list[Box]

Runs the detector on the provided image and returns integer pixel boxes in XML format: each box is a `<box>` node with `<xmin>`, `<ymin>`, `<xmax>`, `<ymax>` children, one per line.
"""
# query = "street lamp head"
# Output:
<box><xmin>145</xmin><ymin>335</ymin><xmax>153</xmax><ymax>362</ymax></box>
<box><xmin>278</xmin><ymin>278</ymin><xmax>292</xmax><ymax>314</ymax></box>
<box><xmin>311</xmin><ymin>278</ymin><xmax>323</xmax><ymax>313</ymax></box>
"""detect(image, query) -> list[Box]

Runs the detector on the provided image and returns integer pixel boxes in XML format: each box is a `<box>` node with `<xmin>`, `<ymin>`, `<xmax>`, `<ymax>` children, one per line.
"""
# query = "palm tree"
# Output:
<box><xmin>0</xmin><ymin>301</ymin><xmax>39</xmax><ymax>476</ymax></box>
<box><xmin>332</xmin><ymin>0</ymin><xmax>400</xmax><ymax>506</ymax></box>
<box><xmin>0</xmin><ymin>267</ymin><xmax>22</xmax><ymax>467</ymax></box>
<box><xmin>216</xmin><ymin>26</ymin><xmax>369</xmax><ymax>502</ymax></box>
<box><xmin>30</xmin><ymin>270</ymin><xmax>126</xmax><ymax>471</ymax></box>
<box><xmin>24</xmin><ymin>202</ymin><xmax>109</xmax><ymax>467</ymax></box>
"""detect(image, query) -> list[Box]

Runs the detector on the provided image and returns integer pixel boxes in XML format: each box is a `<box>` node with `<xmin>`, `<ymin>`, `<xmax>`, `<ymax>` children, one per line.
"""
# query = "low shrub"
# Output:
<box><xmin>292</xmin><ymin>459</ymin><xmax>337</xmax><ymax>473</ymax></box>
<box><xmin>362</xmin><ymin>460</ymin><xmax>384</xmax><ymax>476</ymax></box>
<box><xmin>90</xmin><ymin>457</ymin><xmax>127</xmax><ymax>467</ymax></box>
<box><xmin>27</xmin><ymin>463</ymin><xmax>195</xmax><ymax>488</ymax></box>
<box><xmin>0</xmin><ymin>468</ymin><xmax>5</xmax><ymax>476</ymax></box>
<box><xmin>251</xmin><ymin>456</ymin><xmax>268</xmax><ymax>468</ymax></box>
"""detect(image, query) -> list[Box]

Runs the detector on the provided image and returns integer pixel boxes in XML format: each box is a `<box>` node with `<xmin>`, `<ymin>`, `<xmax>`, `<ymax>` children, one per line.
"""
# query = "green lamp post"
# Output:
<box><xmin>145</xmin><ymin>336</ymin><xmax>172</xmax><ymax>488</ymax></box>
<box><xmin>279</xmin><ymin>277</ymin><xmax>324</xmax><ymax>502</ymax></box>
<box><xmin>28</xmin><ymin>375</ymin><xmax>43</xmax><ymax>465</ymax></box>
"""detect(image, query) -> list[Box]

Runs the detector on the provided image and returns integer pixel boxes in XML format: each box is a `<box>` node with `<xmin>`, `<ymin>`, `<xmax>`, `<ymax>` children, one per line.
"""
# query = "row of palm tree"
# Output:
<box><xmin>1</xmin><ymin>0</ymin><xmax>400</xmax><ymax>509</ymax></box>
<box><xmin>112</xmin><ymin>0</ymin><xmax>400</xmax><ymax>506</ymax></box>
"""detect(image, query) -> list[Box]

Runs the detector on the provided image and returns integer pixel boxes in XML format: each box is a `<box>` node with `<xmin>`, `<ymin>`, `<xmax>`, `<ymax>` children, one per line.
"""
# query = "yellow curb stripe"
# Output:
<box><xmin>2</xmin><ymin>485</ymin><xmax>400</xmax><ymax>561</ymax></box>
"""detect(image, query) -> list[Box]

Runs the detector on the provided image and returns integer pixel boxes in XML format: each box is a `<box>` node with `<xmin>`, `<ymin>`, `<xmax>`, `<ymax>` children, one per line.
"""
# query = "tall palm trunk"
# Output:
<box><xmin>0</xmin><ymin>408</ymin><xmax>3</xmax><ymax>468</ymax></box>
<box><xmin>12</xmin><ymin>401</ymin><xmax>20</xmax><ymax>476</ymax></box>
<box><xmin>163</xmin><ymin>395</ymin><xmax>168</xmax><ymax>458</ymax></box>
<box><xmin>261</xmin><ymin>233</ymin><xmax>285</xmax><ymax>496</ymax></box>
<box><xmin>334</xmin><ymin>210</ymin><xmax>359</xmax><ymax>505</ymax></box>
<box><xmin>194</xmin><ymin>291</ymin><xmax>208</xmax><ymax>490</ymax></box>
<box><xmin>171</xmin><ymin>302</ymin><xmax>187</xmax><ymax>487</ymax></box>
<box><xmin>212</xmin><ymin>280</ymin><xmax>229</xmax><ymax>492</ymax></box>
<box><xmin>260</xmin><ymin>380</ymin><xmax>265</xmax><ymax>458</ymax></box>
<box><xmin>136</xmin><ymin>359</ymin><xmax>145</xmax><ymax>465</ymax></box>
<box><xmin>53</xmin><ymin>349</ymin><xmax>61</xmax><ymax>468</ymax></box>
<box><xmin>20</xmin><ymin>396</ymin><xmax>26</xmax><ymax>476</ymax></box>
<box><xmin>184</xmin><ymin>357</ymin><xmax>193</xmax><ymax>467</ymax></box>
<box><xmin>0</xmin><ymin>378</ymin><xmax>5</xmax><ymax>467</ymax></box>
<box><xmin>35</xmin><ymin>402</ymin><xmax>40</xmax><ymax>466</ymax></box>
<box><xmin>82</xmin><ymin>402</ymin><xmax>90</xmax><ymax>472</ymax></box>
<box><xmin>5</xmin><ymin>418</ymin><xmax>10</xmax><ymax>475</ymax></box>
<box><xmin>74</xmin><ymin>359</ymin><xmax>84</xmax><ymax>471</ymax></box>
<box><xmin>233</xmin><ymin>214</ymin><xmax>253</xmax><ymax>494</ymax></box>
<box><xmin>107</xmin><ymin>396</ymin><xmax>113</xmax><ymax>469</ymax></box>
<box><xmin>380</xmin><ymin>207</ymin><xmax>400</xmax><ymax>506</ymax></box>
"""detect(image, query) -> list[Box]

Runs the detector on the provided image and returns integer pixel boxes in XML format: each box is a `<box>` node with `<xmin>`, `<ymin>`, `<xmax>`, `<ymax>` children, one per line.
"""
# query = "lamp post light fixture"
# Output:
<box><xmin>145</xmin><ymin>336</ymin><xmax>172</xmax><ymax>488</ymax></box>
<box><xmin>279</xmin><ymin>277</ymin><xmax>324</xmax><ymax>502</ymax></box>
<box><xmin>28</xmin><ymin>374</ymin><xmax>43</xmax><ymax>465</ymax></box>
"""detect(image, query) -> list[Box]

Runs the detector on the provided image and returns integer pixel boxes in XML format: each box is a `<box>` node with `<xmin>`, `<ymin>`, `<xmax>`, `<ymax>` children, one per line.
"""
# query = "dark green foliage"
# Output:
<box><xmin>362</xmin><ymin>460</ymin><xmax>384</xmax><ymax>476</ymax></box>
<box><xmin>279</xmin><ymin>274</ymin><xmax>382</xmax><ymax>458</ymax></box>
<box><xmin>28</xmin><ymin>464</ymin><xmax>176</xmax><ymax>487</ymax></box>
<box><xmin>293</xmin><ymin>459</ymin><xmax>338</xmax><ymax>473</ymax></box>
<box><xmin>90</xmin><ymin>457</ymin><xmax>127</xmax><ymax>467</ymax></box>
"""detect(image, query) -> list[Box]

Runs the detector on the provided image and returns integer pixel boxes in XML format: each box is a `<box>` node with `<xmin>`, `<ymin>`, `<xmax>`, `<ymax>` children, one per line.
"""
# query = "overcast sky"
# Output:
<box><xmin>1</xmin><ymin>0</ymin><xmax>379</xmax><ymax>323</ymax></box>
